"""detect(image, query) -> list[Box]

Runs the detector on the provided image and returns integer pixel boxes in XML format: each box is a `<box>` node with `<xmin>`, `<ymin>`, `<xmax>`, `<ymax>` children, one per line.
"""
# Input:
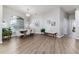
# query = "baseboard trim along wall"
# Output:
<box><xmin>0</xmin><ymin>41</ymin><xmax>2</xmax><ymax>44</ymax></box>
<box><xmin>57</xmin><ymin>35</ymin><xmax>64</xmax><ymax>38</ymax></box>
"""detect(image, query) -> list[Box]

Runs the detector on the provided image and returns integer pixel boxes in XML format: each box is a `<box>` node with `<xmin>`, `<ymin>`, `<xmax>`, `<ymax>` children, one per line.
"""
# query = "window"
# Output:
<box><xmin>10</xmin><ymin>16</ymin><xmax>24</xmax><ymax>32</ymax></box>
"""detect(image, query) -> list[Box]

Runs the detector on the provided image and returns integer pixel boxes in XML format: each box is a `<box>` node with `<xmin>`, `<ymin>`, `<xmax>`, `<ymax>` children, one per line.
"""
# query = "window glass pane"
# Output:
<box><xmin>10</xmin><ymin>16</ymin><xmax>24</xmax><ymax>32</ymax></box>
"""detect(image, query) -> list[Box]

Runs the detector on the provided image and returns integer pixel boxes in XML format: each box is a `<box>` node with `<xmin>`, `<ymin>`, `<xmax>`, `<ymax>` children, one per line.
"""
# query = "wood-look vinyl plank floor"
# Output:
<box><xmin>0</xmin><ymin>34</ymin><xmax>79</xmax><ymax>54</ymax></box>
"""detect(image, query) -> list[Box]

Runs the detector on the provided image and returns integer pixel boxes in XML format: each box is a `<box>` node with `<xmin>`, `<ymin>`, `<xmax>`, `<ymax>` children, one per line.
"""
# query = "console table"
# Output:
<box><xmin>20</xmin><ymin>30</ymin><xmax>27</xmax><ymax>38</ymax></box>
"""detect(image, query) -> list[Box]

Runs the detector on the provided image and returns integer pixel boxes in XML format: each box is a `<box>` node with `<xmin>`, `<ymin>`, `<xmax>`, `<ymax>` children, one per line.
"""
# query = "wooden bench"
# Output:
<box><xmin>44</xmin><ymin>32</ymin><xmax>57</xmax><ymax>38</ymax></box>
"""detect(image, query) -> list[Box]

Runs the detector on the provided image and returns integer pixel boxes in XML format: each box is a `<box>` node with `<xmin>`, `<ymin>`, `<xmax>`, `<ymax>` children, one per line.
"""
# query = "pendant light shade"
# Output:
<box><xmin>26</xmin><ymin>8</ymin><xmax>31</xmax><ymax>17</ymax></box>
<box><xmin>26</xmin><ymin>13</ymin><xmax>31</xmax><ymax>17</ymax></box>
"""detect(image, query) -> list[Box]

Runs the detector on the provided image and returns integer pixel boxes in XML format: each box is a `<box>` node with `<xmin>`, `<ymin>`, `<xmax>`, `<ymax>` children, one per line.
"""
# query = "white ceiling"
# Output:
<box><xmin>4</xmin><ymin>5</ymin><xmax>79</xmax><ymax>15</ymax></box>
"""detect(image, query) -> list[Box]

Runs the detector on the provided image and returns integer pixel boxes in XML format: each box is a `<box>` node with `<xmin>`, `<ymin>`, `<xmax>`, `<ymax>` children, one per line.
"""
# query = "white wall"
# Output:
<box><xmin>63</xmin><ymin>17</ymin><xmax>69</xmax><ymax>35</ymax></box>
<box><xmin>3</xmin><ymin>6</ymin><xmax>69</xmax><ymax>38</ymax></box>
<box><xmin>30</xmin><ymin>7</ymin><xmax>68</xmax><ymax>38</ymax></box>
<box><xmin>75</xmin><ymin>9</ymin><xmax>79</xmax><ymax>39</ymax></box>
<box><xmin>44</xmin><ymin>8</ymin><xmax>68</xmax><ymax>38</ymax></box>
<box><xmin>59</xmin><ymin>8</ymin><xmax>65</xmax><ymax>37</ymax></box>
<box><xmin>30</xmin><ymin>14</ymin><xmax>44</xmax><ymax>34</ymax></box>
<box><xmin>68</xmin><ymin>14</ymin><xmax>75</xmax><ymax>37</ymax></box>
<box><xmin>29</xmin><ymin>8</ymin><xmax>60</xmax><ymax>34</ymax></box>
<box><xmin>0</xmin><ymin>5</ymin><xmax>2</xmax><ymax>43</ymax></box>
<box><xmin>44</xmin><ymin>8</ymin><xmax>60</xmax><ymax>34</ymax></box>
<box><xmin>59</xmin><ymin>8</ymin><xmax>68</xmax><ymax>37</ymax></box>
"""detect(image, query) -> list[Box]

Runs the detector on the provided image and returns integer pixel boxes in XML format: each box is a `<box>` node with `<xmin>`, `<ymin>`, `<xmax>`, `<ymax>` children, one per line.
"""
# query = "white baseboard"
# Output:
<box><xmin>0</xmin><ymin>41</ymin><xmax>2</xmax><ymax>44</ymax></box>
<box><xmin>74</xmin><ymin>36</ymin><xmax>79</xmax><ymax>40</ymax></box>
<box><xmin>34</xmin><ymin>32</ymin><xmax>41</xmax><ymax>34</ymax></box>
<box><xmin>68</xmin><ymin>34</ymin><xmax>77</xmax><ymax>39</ymax></box>
<box><xmin>57</xmin><ymin>35</ymin><xmax>64</xmax><ymax>38</ymax></box>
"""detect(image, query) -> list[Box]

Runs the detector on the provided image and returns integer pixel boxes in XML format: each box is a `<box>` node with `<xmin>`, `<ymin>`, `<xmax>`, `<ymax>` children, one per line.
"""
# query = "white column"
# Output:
<box><xmin>75</xmin><ymin>9</ymin><xmax>79</xmax><ymax>39</ymax></box>
<box><xmin>0</xmin><ymin>5</ymin><xmax>2</xmax><ymax>43</ymax></box>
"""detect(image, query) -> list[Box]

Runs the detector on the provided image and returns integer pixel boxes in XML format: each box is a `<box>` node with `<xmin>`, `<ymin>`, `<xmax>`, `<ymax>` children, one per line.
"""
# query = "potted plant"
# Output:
<box><xmin>41</xmin><ymin>28</ymin><xmax>45</xmax><ymax>34</ymax></box>
<box><xmin>2</xmin><ymin>27</ymin><xmax>12</xmax><ymax>39</ymax></box>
